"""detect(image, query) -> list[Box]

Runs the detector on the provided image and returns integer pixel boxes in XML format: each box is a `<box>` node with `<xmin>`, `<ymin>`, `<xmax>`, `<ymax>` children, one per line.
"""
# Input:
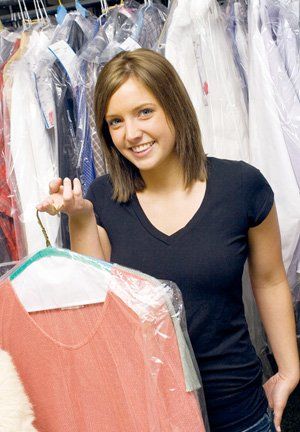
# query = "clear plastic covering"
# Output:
<box><xmin>0</xmin><ymin>1</ymin><xmax>169</xmax><ymax>259</ymax></box>
<box><xmin>164</xmin><ymin>0</ymin><xmax>249</xmax><ymax>162</ymax></box>
<box><xmin>164</xmin><ymin>0</ymin><xmax>300</xmax><ymax>376</ymax></box>
<box><xmin>222</xmin><ymin>0</ymin><xmax>249</xmax><ymax>107</ymax></box>
<box><xmin>0</xmin><ymin>247</ymin><xmax>209</xmax><ymax>431</ymax></box>
<box><xmin>4</xmin><ymin>30</ymin><xmax>60</xmax><ymax>254</ymax></box>
<box><xmin>0</xmin><ymin>260</ymin><xmax>17</xmax><ymax>277</ymax></box>
<box><xmin>74</xmin><ymin>0</ymin><xmax>168</xmax><ymax>188</ymax></box>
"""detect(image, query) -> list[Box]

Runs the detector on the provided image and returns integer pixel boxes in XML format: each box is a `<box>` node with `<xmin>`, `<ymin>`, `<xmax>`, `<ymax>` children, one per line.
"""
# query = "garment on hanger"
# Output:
<box><xmin>261</xmin><ymin>0</ymin><xmax>300</xmax><ymax>190</ymax></box>
<box><xmin>0</xmin><ymin>31</ymin><xmax>15</xmax><ymax>66</ymax></box>
<box><xmin>7</xmin><ymin>30</ymin><xmax>60</xmax><ymax>254</ymax></box>
<box><xmin>223</xmin><ymin>0</ymin><xmax>248</xmax><ymax>106</ymax></box>
<box><xmin>0</xmin><ymin>251</ymin><xmax>207</xmax><ymax>431</ymax></box>
<box><xmin>0</xmin><ymin>37</ymin><xmax>20</xmax><ymax>261</ymax></box>
<box><xmin>217</xmin><ymin>0</ymin><xmax>300</xmax><ymax>362</ymax></box>
<box><xmin>80</xmin><ymin>25</ymin><xmax>108</xmax><ymax>176</ymax></box>
<box><xmin>248</xmin><ymin>0</ymin><xmax>300</xmax><ymax>271</ymax></box>
<box><xmin>276</xmin><ymin>1</ymin><xmax>300</xmax><ymax>103</ymax></box>
<box><xmin>131</xmin><ymin>0</ymin><xmax>168</xmax><ymax>49</ymax></box>
<box><xmin>75</xmin><ymin>0</ymin><xmax>168</xmax><ymax>183</ymax></box>
<box><xmin>0</xmin><ymin>1</ymin><xmax>170</xmax><ymax>257</ymax></box>
<box><xmin>50</xmin><ymin>15</ymin><xmax>94</xmax><ymax>248</ymax></box>
<box><xmin>165</xmin><ymin>0</ymin><xmax>249</xmax><ymax>161</ymax></box>
<box><xmin>2</xmin><ymin>34</ymin><xmax>30</xmax><ymax>260</ymax></box>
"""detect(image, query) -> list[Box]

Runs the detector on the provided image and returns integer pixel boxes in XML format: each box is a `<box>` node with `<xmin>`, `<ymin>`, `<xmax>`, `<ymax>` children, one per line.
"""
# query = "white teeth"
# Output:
<box><xmin>131</xmin><ymin>141</ymin><xmax>154</xmax><ymax>153</ymax></box>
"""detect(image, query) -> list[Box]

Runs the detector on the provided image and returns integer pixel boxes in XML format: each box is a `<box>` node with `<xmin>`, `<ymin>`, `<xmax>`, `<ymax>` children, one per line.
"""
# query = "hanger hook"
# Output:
<box><xmin>36</xmin><ymin>210</ymin><xmax>52</xmax><ymax>248</ymax></box>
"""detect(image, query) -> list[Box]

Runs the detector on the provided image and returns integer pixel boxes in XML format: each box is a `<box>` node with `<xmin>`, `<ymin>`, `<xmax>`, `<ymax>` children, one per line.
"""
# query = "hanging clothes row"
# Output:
<box><xmin>162</xmin><ymin>0</ymin><xmax>300</xmax><ymax>346</ymax></box>
<box><xmin>0</xmin><ymin>0</ymin><xmax>168</xmax><ymax>260</ymax></box>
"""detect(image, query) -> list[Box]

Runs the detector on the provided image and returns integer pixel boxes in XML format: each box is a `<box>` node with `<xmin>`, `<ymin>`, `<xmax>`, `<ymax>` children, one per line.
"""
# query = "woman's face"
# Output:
<box><xmin>105</xmin><ymin>76</ymin><xmax>177</xmax><ymax>173</ymax></box>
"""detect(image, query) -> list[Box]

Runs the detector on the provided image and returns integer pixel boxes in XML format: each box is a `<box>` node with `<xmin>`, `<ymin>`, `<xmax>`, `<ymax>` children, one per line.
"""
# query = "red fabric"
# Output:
<box><xmin>0</xmin><ymin>276</ymin><xmax>205</xmax><ymax>432</ymax></box>
<box><xmin>0</xmin><ymin>39</ymin><xmax>24</xmax><ymax>261</ymax></box>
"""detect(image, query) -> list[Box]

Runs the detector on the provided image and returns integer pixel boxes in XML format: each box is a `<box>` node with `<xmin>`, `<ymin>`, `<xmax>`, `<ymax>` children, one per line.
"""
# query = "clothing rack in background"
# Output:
<box><xmin>0</xmin><ymin>0</ymin><xmax>104</xmax><ymax>24</ymax></box>
<box><xmin>0</xmin><ymin>0</ymin><xmax>169</xmax><ymax>26</ymax></box>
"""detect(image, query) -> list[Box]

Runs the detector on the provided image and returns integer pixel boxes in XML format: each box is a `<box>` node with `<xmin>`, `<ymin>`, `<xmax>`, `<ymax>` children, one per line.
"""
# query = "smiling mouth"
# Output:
<box><xmin>131</xmin><ymin>141</ymin><xmax>155</xmax><ymax>153</ymax></box>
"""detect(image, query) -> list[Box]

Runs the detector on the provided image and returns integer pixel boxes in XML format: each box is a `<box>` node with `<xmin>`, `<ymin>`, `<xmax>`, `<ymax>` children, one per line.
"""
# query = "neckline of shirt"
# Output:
<box><xmin>131</xmin><ymin>158</ymin><xmax>213</xmax><ymax>245</ymax></box>
<box><xmin>3</xmin><ymin>279</ymin><xmax>143</xmax><ymax>350</ymax></box>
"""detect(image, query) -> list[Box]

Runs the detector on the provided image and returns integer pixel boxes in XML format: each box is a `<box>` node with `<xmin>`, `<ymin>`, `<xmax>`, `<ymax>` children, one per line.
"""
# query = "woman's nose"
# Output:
<box><xmin>125</xmin><ymin>120</ymin><xmax>143</xmax><ymax>142</ymax></box>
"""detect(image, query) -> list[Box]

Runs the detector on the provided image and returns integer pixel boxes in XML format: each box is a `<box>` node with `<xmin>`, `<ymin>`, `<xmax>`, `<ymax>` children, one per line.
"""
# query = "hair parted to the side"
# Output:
<box><xmin>94</xmin><ymin>48</ymin><xmax>207</xmax><ymax>202</ymax></box>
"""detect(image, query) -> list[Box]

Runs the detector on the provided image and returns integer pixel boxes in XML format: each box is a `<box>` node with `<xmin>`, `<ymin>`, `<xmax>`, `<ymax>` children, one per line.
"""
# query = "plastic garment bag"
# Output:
<box><xmin>102</xmin><ymin>0</ymin><xmax>140</xmax><ymax>45</ymax></box>
<box><xmin>75</xmin><ymin>26</ymin><xmax>108</xmax><ymax>182</ymax></box>
<box><xmin>270</xmin><ymin>0</ymin><xmax>300</xmax><ymax>103</ymax></box>
<box><xmin>260</xmin><ymin>0</ymin><xmax>300</xmax><ymax>190</ymax></box>
<box><xmin>247</xmin><ymin>0</ymin><xmax>300</xmax><ymax>272</ymax></box>
<box><xmin>0</xmin><ymin>31</ymin><xmax>15</xmax><ymax>67</ymax></box>
<box><xmin>222</xmin><ymin>0</ymin><xmax>249</xmax><ymax>106</ymax></box>
<box><xmin>0</xmin><ymin>247</ymin><xmax>209</xmax><ymax>431</ymax></box>
<box><xmin>165</xmin><ymin>0</ymin><xmax>249</xmax><ymax>161</ymax></box>
<box><xmin>131</xmin><ymin>0</ymin><xmax>168</xmax><ymax>49</ymax></box>
<box><xmin>1</xmin><ymin>36</ymin><xmax>28</xmax><ymax>262</ymax></box>
<box><xmin>75</xmin><ymin>0</ymin><xmax>167</xmax><ymax>183</ymax></box>
<box><xmin>50</xmin><ymin>17</ymin><xmax>93</xmax><ymax>248</ymax></box>
<box><xmin>4</xmin><ymin>30</ymin><xmax>60</xmax><ymax>255</ymax></box>
<box><xmin>0</xmin><ymin>38</ymin><xmax>21</xmax><ymax>263</ymax></box>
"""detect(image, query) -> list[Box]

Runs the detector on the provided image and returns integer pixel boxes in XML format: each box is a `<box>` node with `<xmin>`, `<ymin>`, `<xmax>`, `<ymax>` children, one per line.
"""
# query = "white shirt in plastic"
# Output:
<box><xmin>234</xmin><ymin>1</ymin><xmax>248</xmax><ymax>88</ymax></box>
<box><xmin>8</xmin><ymin>31</ymin><xmax>60</xmax><ymax>253</ymax></box>
<box><xmin>276</xmin><ymin>1</ymin><xmax>300</xmax><ymax>103</ymax></box>
<box><xmin>260</xmin><ymin>0</ymin><xmax>300</xmax><ymax>190</ymax></box>
<box><xmin>165</xmin><ymin>0</ymin><xmax>249</xmax><ymax>161</ymax></box>
<box><xmin>248</xmin><ymin>0</ymin><xmax>300</xmax><ymax>270</ymax></box>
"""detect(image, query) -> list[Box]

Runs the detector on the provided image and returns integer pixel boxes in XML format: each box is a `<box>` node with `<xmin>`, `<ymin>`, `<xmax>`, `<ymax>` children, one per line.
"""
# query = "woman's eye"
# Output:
<box><xmin>108</xmin><ymin>118</ymin><xmax>121</xmax><ymax>127</ymax></box>
<box><xmin>140</xmin><ymin>108</ymin><xmax>153</xmax><ymax>116</ymax></box>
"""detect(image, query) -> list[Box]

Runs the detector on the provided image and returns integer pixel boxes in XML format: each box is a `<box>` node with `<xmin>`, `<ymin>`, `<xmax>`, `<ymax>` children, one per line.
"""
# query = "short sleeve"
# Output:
<box><xmin>241</xmin><ymin>162</ymin><xmax>274</xmax><ymax>228</ymax></box>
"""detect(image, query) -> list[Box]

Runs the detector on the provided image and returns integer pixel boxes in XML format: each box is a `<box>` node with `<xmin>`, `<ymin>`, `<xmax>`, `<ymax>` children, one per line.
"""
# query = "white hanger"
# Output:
<box><xmin>10</xmin><ymin>248</ymin><xmax>111</xmax><ymax>313</ymax></box>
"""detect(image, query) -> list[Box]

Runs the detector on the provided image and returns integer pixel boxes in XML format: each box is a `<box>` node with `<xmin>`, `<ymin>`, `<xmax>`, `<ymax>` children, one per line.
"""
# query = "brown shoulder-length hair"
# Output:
<box><xmin>94</xmin><ymin>48</ymin><xmax>207</xmax><ymax>202</ymax></box>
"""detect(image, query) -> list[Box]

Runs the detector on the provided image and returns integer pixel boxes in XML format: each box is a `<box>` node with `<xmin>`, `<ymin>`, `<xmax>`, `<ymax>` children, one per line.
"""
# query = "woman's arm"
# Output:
<box><xmin>69</xmin><ymin>213</ymin><xmax>106</xmax><ymax>260</ymax></box>
<box><xmin>248</xmin><ymin>204</ymin><xmax>299</xmax><ymax>432</ymax></box>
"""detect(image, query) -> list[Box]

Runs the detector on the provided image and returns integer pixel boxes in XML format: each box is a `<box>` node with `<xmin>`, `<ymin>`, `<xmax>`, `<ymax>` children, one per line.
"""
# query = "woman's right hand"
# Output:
<box><xmin>36</xmin><ymin>177</ymin><xmax>93</xmax><ymax>220</ymax></box>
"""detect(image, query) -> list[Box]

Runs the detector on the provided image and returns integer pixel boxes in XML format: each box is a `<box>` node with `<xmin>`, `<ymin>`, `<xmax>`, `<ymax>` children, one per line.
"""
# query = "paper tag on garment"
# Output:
<box><xmin>33</xmin><ymin>52</ymin><xmax>56</xmax><ymax>129</ymax></box>
<box><xmin>34</xmin><ymin>71</ymin><xmax>55</xmax><ymax>129</ymax></box>
<box><xmin>48</xmin><ymin>40</ymin><xmax>77</xmax><ymax>86</ymax></box>
<box><xmin>192</xmin><ymin>39</ymin><xmax>209</xmax><ymax>106</ymax></box>
<box><xmin>120</xmin><ymin>37</ymin><xmax>141</xmax><ymax>52</ymax></box>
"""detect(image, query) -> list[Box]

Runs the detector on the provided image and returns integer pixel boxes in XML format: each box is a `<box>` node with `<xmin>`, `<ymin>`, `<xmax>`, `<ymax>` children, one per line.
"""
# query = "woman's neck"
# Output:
<box><xmin>139</xmin><ymin>156</ymin><xmax>186</xmax><ymax>195</ymax></box>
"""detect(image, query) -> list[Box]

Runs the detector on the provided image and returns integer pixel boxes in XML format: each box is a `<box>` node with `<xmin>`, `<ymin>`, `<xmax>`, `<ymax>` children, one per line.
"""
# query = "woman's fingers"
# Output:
<box><xmin>273</xmin><ymin>407</ymin><xmax>283</xmax><ymax>432</ymax></box>
<box><xmin>73</xmin><ymin>177</ymin><xmax>82</xmax><ymax>198</ymax></box>
<box><xmin>49</xmin><ymin>178</ymin><xmax>62</xmax><ymax>194</ymax></box>
<box><xmin>38</xmin><ymin>178</ymin><xmax>84</xmax><ymax>216</ymax></box>
<box><xmin>36</xmin><ymin>198</ymin><xmax>59</xmax><ymax>215</ymax></box>
<box><xmin>62</xmin><ymin>177</ymin><xmax>73</xmax><ymax>206</ymax></box>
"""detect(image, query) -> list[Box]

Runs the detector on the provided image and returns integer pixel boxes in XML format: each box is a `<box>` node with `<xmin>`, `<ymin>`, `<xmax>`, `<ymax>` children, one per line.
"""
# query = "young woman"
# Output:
<box><xmin>37</xmin><ymin>49</ymin><xmax>299</xmax><ymax>432</ymax></box>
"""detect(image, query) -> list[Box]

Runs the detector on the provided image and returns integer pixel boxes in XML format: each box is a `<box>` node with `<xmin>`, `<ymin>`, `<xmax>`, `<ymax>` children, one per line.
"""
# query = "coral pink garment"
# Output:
<box><xmin>0</xmin><ymin>277</ymin><xmax>205</xmax><ymax>432</ymax></box>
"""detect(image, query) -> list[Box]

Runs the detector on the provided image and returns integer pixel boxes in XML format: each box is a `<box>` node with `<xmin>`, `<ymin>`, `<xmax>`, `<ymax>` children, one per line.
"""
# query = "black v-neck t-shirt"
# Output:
<box><xmin>86</xmin><ymin>157</ymin><xmax>274</xmax><ymax>432</ymax></box>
